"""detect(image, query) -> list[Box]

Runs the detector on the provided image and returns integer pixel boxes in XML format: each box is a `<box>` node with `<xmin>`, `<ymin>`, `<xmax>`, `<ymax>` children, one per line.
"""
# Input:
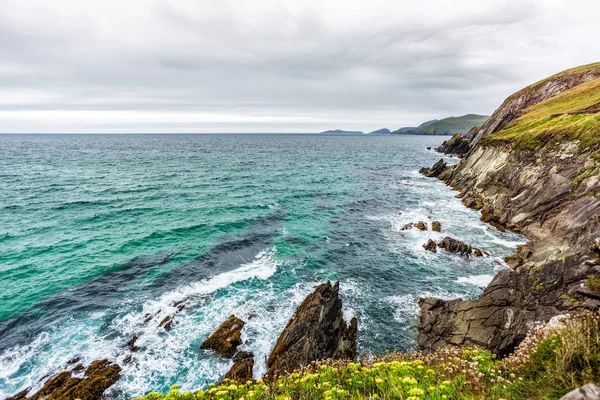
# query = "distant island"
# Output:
<box><xmin>320</xmin><ymin>129</ymin><xmax>364</xmax><ymax>135</ymax></box>
<box><xmin>368</xmin><ymin>128</ymin><xmax>391</xmax><ymax>134</ymax></box>
<box><xmin>392</xmin><ymin>114</ymin><xmax>489</xmax><ymax>135</ymax></box>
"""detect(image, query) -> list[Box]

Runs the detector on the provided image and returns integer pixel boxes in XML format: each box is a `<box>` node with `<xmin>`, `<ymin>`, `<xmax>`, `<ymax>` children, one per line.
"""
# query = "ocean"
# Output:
<box><xmin>0</xmin><ymin>134</ymin><xmax>524</xmax><ymax>398</ymax></box>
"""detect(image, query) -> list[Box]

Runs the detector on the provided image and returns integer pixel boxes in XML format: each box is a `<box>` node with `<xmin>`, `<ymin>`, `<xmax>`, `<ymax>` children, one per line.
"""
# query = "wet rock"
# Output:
<box><xmin>431</xmin><ymin>221</ymin><xmax>441</xmax><ymax>232</ymax></box>
<box><xmin>66</xmin><ymin>357</ymin><xmax>81</xmax><ymax>366</ymax></box>
<box><xmin>423</xmin><ymin>239</ymin><xmax>437</xmax><ymax>253</ymax></box>
<box><xmin>126</xmin><ymin>335</ymin><xmax>140</xmax><ymax>352</ymax></box>
<box><xmin>201</xmin><ymin>315</ymin><xmax>245</xmax><ymax>358</ymax></box>
<box><xmin>419</xmin><ymin>159</ymin><xmax>447</xmax><ymax>178</ymax></box>
<box><xmin>20</xmin><ymin>359</ymin><xmax>121</xmax><ymax>400</ymax></box>
<box><xmin>159</xmin><ymin>316</ymin><xmax>173</xmax><ymax>332</ymax></box>
<box><xmin>5</xmin><ymin>389</ymin><xmax>30</xmax><ymax>400</ymax></box>
<box><xmin>436</xmin><ymin>133</ymin><xmax>471</xmax><ymax>157</ymax></box>
<box><xmin>473</xmin><ymin>248</ymin><xmax>484</xmax><ymax>257</ymax></box>
<box><xmin>265</xmin><ymin>281</ymin><xmax>357</xmax><ymax>380</ymax></box>
<box><xmin>437</xmin><ymin>237</ymin><xmax>472</xmax><ymax>256</ymax></box>
<box><xmin>560</xmin><ymin>383</ymin><xmax>600</xmax><ymax>400</ymax></box>
<box><xmin>223</xmin><ymin>351</ymin><xmax>254</xmax><ymax>383</ymax></box>
<box><xmin>402</xmin><ymin>221</ymin><xmax>428</xmax><ymax>231</ymax></box>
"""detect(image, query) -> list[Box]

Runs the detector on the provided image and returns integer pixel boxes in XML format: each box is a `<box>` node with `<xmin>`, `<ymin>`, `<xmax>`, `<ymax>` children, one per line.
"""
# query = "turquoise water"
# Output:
<box><xmin>0</xmin><ymin>134</ymin><xmax>524</xmax><ymax>398</ymax></box>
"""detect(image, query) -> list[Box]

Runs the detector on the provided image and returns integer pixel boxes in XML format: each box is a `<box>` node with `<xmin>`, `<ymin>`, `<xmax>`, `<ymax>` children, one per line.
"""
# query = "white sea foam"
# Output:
<box><xmin>457</xmin><ymin>274</ymin><xmax>495</xmax><ymax>287</ymax></box>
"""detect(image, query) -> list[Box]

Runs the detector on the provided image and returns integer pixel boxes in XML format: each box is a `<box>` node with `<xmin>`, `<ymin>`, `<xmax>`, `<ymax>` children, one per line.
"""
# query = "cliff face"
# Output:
<box><xmin>418</xmin><ymin>62</ymin><xmax>600</xmax><ymax>356</ymax></box>
<box><xmin>265</xmin><ymin>282</ymin><xmax>357</xmax><ymax>379</ymax></box>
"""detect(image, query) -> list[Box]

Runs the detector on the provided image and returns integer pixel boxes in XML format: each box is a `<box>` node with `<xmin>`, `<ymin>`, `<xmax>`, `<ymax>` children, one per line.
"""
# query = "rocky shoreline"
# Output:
<box><xmin>8</xmin><ymin>282</ymin><xmax>357</xmax><ymax>399</ymax></box>
<box><xmin>417</xmin><ymin>64</ymin><xmax>600</xmax><ymax>356</ymax></box>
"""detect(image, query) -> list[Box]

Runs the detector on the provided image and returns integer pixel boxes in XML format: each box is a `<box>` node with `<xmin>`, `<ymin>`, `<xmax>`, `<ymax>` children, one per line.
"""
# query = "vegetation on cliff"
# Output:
<box><xmin>132</xmin><ymin>312</ymin><xmax>599</xmax><ymax>400</ymax></box>
<box><xmin>481</xmin><ymin>62</ymin><xmax>600</xmax><ymax>150</ymax></box>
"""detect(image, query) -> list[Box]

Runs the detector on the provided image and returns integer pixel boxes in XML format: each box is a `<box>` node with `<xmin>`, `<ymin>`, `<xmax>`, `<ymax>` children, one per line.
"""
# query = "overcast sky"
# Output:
<box><xmin>0</xmin><ymin>0</ymin><xmax>598</xmax><ymax>133</ymax></box>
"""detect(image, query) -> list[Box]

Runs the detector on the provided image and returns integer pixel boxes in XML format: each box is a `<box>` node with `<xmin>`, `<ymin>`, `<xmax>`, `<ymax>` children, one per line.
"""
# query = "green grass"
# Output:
<box><xmin>133</xmin><ymin>313</ymin><xmax>600</xmax><ymax>400</ymax></box>
<box><xmin>483</xmin><ymin>66</ymin><xmax>600</xmax><ymax>150</ymax></box>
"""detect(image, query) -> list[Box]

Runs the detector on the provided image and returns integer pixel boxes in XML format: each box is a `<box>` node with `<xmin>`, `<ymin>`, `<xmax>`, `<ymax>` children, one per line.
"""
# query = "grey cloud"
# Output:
<box><xmin>0</xmin><ymin>0</ymin><xmax>598</xmax><ymax>133</ymax></box>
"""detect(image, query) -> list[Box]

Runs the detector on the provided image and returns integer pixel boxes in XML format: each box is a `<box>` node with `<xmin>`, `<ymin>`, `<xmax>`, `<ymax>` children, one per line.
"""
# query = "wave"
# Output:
<box><xmin>457</xmin><ymin>274</ymin><xmax>495</xmax><ymax>287</ymax></box>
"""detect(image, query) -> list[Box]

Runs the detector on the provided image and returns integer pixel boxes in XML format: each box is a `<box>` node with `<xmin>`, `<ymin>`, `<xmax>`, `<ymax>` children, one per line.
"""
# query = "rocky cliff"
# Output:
<box><xmin>418</xmin><ymin>62</ymin><xmax>600</xmax><ymax>356</ymax></box>
<box><xmin>265</xmin><ymin>281</ymin><xmax>357</xmax><ymax>380</ymax></box>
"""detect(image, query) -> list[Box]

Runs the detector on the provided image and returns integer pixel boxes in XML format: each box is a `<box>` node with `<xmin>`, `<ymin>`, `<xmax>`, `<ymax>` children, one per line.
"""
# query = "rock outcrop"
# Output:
<box><xmin>431</xmin><ymin>221</ymin><xmax>441</xmax><ymax>232</ymax></box>
<box><xmin>419</xmin><ymin>159</ymin><xmax>448</xmax><ymax>178</ymax></box>
<box><xmin>265</xmin><ymin>282</ymin><xmax>357</xmax><ymax>380</ymax></box>
<box><xmin>12</xmin><ymin>360</ymin><xmax>121</xmax><ymax>400</ymax></box>
<box><xmin>402</xmin><ymin>221</ymin><xmax>428</xmax><ymax>231</ymax></box>
<box><xmin>223</xmin><ymin>351</ymin><xmax>254</xmax><ymax>383</ymax></box>
<box><xmin>418</xmin><ymin>63</ymin><xmax>600</xmax><ymax>357</ymax></box>
<box><xmin>419</xmin><ymin>254</ymin><xmax>600</xmax><ymax>356</ymax></box>
<box><xmin>201</xmin><ymin>315</ymin><xmax>245</xmax><ymax>358</ymax></box>
<box><xmin>560</xmin><ymin>383</ymin><xmax>600</xmax><ymax>400</ymax></box>
<box><xmin>437</xmin><ymin>237</ymin><xmax>472</xmax><ymax>256</ymax></box>
<box><xmin>436</xmin><ymin>133</ymin><xmax>471</xmax><ymax>157</ymax></box>
<box><xmin>423</xmin><ymin>239</ymin><xmax>437</xmax><ymax>253</ymax></box>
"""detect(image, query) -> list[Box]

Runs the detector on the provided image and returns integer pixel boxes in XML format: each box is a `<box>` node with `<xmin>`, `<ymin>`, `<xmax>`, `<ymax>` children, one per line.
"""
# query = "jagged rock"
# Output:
<box><xmin>415</xmin><ymin>221</ymin><xmax>427</xmax><ymax>231</ymax></box>
<box><xmin>436</xmin><ymin>133</ymin><xmax>470</xmax><ymax>157</ymax></box>
<box><xmin>402</xmin><ymin>221</ymin><xmax>428</xmax><ymax>231</ymax></box>
<box><xmin>265</xmin><ymin>282</ymin><xmax>357</xmax><ymax>380</ymax></box>
<box><xmin>431</xmin><ymin>221</ymin><xmax>441</xmax><ymax>232</ymax></box>
<box><xmin>17</xmin><ymin>359</ymin><xmax>122</xmax><ymax>400</ymax></box>
<box><xmin>159</xmin><ymin>316</ymin><xmax>173</xmax><ymax>332</ymax></box>
<box><xmin>419</xmin><ymin>159</ymin><xmax>447</xmax><ymax>178</ymax></box>
<box><xmin>424</xmin><ymin>240</ymin><xmax>437</xmax><ymax>253</ymax></box>
<box><xmin>201</xmin><ymin>315</ymin><xmax>245</xmax><ymax>358</ymax></box>
<box><xmin>560</xmin><ymin>383</ymin><xmax>600</xmax><ymax>400</ymax></box>
<box><xmin>223</xmin><ymin>351</ymin><xmax>254</xmax><ymax>383</ymax></box>
<box><xmin>473</xmin><ymin>248</ymin><xmax>483</xmax><ymax>257</ymax></box>
<box><xmin>437</xmin><ymin>237</ymin><xmax>472</xmax><ymax>256</ymax></box>
<box><xmin>126</xmin><ymin>335</ymin><xmax>140</xmax><ymax>352</ymax></box>
<box><xmin>419</xmin><ymin>254</ymin><xmax>596</xmax><ymax>356</ymax></box>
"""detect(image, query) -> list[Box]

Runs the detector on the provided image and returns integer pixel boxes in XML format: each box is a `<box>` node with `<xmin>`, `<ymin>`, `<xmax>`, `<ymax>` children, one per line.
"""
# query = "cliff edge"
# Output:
<box><xmin>418</xmin><ymin>62</ymin><xmax>600</xmax><ymax>356</ymax></box>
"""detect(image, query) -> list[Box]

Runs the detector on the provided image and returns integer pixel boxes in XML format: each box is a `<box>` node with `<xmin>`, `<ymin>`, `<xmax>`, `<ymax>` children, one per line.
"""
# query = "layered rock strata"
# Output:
<box><xmin>265</xmin><ymin>281</ymin><xmax>357</xmax><ymax>380</ymax></box>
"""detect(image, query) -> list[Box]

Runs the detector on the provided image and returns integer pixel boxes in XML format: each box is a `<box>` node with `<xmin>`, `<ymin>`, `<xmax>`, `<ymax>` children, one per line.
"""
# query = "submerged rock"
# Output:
<box><xmin>265</xmin><ymin>281</ymin><xmax>357</xmax><ymax>380</ymax></box>
<box><xmin>16</xmin><ymin>359</ymin><xmax>121</xmax><ymax>400</ymax></box>
<box><xmin>423</xmin><ymin>239</ymin><xmax>437</xmax><ymax>253</ymax></box>
<box><xmin>437</xmin><ymin>237</ymin><xmax>472</xmax><ymax>256</ymax></box>
<box><xmin>223</xmin><ymin>351</ymin><xmax>254</xmax><ymax>383</ymax></box>
<box><xmin>201</xmin><ymin>315</ymin><xmax>245</xmax><ymax>358</ymax></box>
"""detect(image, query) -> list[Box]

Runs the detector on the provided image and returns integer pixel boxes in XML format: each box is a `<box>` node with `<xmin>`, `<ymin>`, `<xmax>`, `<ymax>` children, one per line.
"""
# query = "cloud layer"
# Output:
<box><xmin>0</xmin><ymin>0</ymin><xmax>598</xmax><ymax>133</ymax></box>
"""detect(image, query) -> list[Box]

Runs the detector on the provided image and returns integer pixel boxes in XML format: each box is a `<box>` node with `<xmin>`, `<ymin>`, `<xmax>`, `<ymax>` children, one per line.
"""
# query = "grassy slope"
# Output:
<box><xmin>483</xmin><ymin>63</ymin><xmax>600</xmax><ymax>150</ymax></box>
<box><xmin>393</xmin><ymin>114</ymin><xmax>489</xmax><ymax>135</ymax></box>
<box><xmin>135</xmin><ymin>313</ymin><xmax>600</xmax><ymax>400</ymax></box>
